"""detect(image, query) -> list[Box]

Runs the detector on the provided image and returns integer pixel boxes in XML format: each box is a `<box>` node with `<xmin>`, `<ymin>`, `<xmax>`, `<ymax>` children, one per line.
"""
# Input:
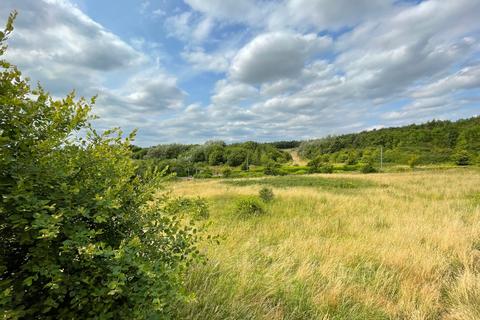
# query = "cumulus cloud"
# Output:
<box><xmin>181</xmin><ymin>48</ymin><xmax>231</xmax><ymax>73</ymax></box>
<box><xmin>1</xmin><ymin>0</ymin><xmax>145</xmax><ymax>96</ymax></box>
<box><xmin>412</xmin><ymin>64</ymin><xmax>480</xmax><ymax>98</ymax></box>
<box><xmin>230</xmin><ymin>32</ymin><xmax>331</xmax><ymax>84</ymax></box>
<box><xmin>212</xmin><ymin>80</ymin><xmax>258</xmax><ymax>105</ymax></box>
<box><xmin>269</xmin><ymin>0</ymin><xmax>394</xmax><ymax>31</ymax></box>
<box><xmin>120</xmin><ymin>73</ymin><xmax>186</xmax><ymax>110</ymax></box>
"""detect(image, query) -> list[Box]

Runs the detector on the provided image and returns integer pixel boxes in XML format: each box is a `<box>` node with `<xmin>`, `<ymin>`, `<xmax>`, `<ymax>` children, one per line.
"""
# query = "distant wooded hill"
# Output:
<box><xmin>298</xmin><ymin>116</ymin><xmax>480</xmax><ymax>165</ymax></box>
<box><xmin>133</xmin><ymin>116</ymin><xmax>480</xmax><ymax>172</ymax></box>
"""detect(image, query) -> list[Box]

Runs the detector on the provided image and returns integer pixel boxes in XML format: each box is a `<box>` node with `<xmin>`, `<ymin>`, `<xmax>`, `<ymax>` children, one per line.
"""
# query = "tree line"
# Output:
<box><xmin>131</xmin><ymin>140</ymin><xmax>293</xmax><ymax>177</ymax></box>
<box><xmin>298</xmin><ymin>117</ymin><xmax>480</xmax><ymax>166</ymax></box>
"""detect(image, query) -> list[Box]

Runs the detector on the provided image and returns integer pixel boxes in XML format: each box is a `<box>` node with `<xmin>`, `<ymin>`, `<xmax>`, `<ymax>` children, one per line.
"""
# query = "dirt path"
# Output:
<box><xmin>287</xmin><ymin>149</ymin><xmax>308</xmax><ymax>166</ymax></box>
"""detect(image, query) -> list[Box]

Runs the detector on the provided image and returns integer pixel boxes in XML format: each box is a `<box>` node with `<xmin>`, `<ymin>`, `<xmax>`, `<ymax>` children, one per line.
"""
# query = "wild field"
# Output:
<box><xmin>171</xmin><ymin>169</ymin><xmax>480</xmax><ymax>320</ymax></box>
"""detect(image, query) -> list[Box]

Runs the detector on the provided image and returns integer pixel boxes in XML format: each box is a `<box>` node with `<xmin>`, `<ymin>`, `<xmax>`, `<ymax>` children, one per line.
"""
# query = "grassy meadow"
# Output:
<box><xmin>171</xmin><ymin>168</ymin><xmax>480</xmax><ymax>320</ymax></box>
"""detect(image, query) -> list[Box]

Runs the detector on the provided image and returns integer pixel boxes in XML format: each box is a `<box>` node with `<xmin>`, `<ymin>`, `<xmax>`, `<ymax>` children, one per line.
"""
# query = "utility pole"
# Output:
<box><xmin>380</xmin><ymin>146</ymin><xmax>383</xmax><ymax>170</ymax></box>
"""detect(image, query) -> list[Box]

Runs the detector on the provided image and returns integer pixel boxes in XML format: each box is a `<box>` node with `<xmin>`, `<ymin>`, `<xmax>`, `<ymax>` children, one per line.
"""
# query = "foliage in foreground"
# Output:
<box><xmin>0</xmin><ymin>13</ymin><xmax>204</xmax><ymax>319</ymax></box>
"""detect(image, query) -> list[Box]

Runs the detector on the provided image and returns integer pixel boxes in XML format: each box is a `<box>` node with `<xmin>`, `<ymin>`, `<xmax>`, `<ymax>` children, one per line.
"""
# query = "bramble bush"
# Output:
<box><xmin>234</xmin><ymin>196</ymin><xmax>266</xmax><ymax>217</ymax></box>
<box><xmin>0</xmin><ymin>13</ymin><xmax>205</xmax><ymax>319</ymax></box>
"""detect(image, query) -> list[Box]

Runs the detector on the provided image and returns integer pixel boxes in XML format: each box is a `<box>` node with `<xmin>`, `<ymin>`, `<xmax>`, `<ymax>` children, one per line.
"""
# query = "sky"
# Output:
<box><xmin>1</xmin><ymin>0</ymin><xmax>479</xmax><ymax>146</ymax></box>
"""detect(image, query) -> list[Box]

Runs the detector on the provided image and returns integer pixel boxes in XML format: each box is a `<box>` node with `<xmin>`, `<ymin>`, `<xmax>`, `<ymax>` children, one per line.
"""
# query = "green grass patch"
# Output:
<box><xmin>281</xmin><ymin>165</ymin><xmax>309</xmax><ymax>174</ymax></box>
<box><xmin>223</xmin><ymin>175</ymin><xmax>375</xmax><ymax>189</ymax></box>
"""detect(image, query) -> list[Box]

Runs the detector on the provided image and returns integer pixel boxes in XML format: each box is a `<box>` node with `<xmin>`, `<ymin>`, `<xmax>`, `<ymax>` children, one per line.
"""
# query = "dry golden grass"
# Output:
<box><xmin>171</xmin><ymin>169</ymin><xmax>480</xmax><ymax>319</ymax></box>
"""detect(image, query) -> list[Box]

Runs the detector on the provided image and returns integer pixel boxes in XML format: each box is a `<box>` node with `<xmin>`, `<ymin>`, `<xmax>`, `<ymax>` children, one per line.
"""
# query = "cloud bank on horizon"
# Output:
<box><xmin>1</xmin><ymin>0</ymin><xmax>479</xmax><ymax>146</ymax></box>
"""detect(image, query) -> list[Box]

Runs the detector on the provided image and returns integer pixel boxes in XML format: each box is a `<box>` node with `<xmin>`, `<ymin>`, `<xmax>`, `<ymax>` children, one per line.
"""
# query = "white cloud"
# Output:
<box><xmin>212</xmin><ymin>80</ymin><xmax>258</xmax><ymax>105</ymax></box>
<box><xmin>2</xmin><ymin>0</ymin><xmax>146</xmax><ymax>96</ymax></box>
<box><xmin>193</xmin><ymin>17</ymin><xmax>214</xmax><ymax>43</ymax></box>
<box><xmin>269</xmin><ymin>0</ymin><xmax>394</xmax><ymax>31</ymax></box>
<box><xmin>184</xmin><ymin>0</ymin><xmax>395</xmax><ymax>32</ymax></box>
<box><xmin>1</xmin><ymin>0</ymin><xmax>187</xmax><ymax>144</ymax></box>
<box><xmin>164</xmin><ymin>12</ymin><xmax>214</xmax><ymax>43</ymax></box>
<box><xmin>183</xmin><ymin>0</ymin><xmax>264</xmax><ymax>25</ymax></box>
<box><xmin>412</xmin><ymin>64</ymin><xmax>480</xmax><ymax>98</ymax></box>
<box><xmin>230</xmin><ymin>32</ymin><xmax>331</xmax><ymax>84</ymax></box>
<box><xmin>181</xmin><ymin>48</ymin><xmax>231</xmax><ymax>73</ymax></box>
<box><xmin>121</xmin><ymin>73</ymin><xmax>186</xmax><ymax>110</ymax></box>
<box><xmin>152</xmin><ymin>9</ymin><xmax>166</xmax><ymax>17</ymax></box>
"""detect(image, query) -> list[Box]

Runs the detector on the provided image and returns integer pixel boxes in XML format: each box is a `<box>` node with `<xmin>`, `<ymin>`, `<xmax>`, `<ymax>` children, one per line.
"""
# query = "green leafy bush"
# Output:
<box><xmin>307</xmin><ymin>157</ymin><xmax>333</xmax><ymax>174</ymax></box>
<box><xmin>0</xmin><ymin>14</ymin><xmax>204</xmax><ymax>319</ymax></box>
<box><xmin>318</xmin><ymin>164</ymin><xmax>334</xmax><ymax>173</ymax></box>
<box><xmin>226</xmin><ymin>148</ymin><xmax>247</xmax><ymax>166</ymax></box>
<box><xmin>259</xmin><ymin>187</ymin><xmax>274</xmax><ymax>202</ymax></box>
<box><xmin>264</xmin><ymin>161</ymin><xmax>281</xmax><ymax>175</ymax></box>
<box><xmin>222</xmin><ymin>167</ymin><xmax>232</xmax><ymax>177</ymax></box>
<box><xmin>361</xmin><ymin>163</ymin><xmax>378</xmax><ymax>173</ymax></box>
<box><xmin>208</xmin><ymin>149</ymin><xmax>224</xmax><ymax>165</ymax></box>
<box><xmin>408</xmin><ymin>155</ymin><xmax>420</xmax><ymax>169</ymax></box>
<box><xmin>234</xmin><ymin>196</ymin><xmax>266</xmax><ymax>217</ymax></box>
<box><xmin>453</xmin><ymin>150</ymin><xmax>470</xmax><ymax>166</ymax></box>
<box><xmin>164</xmin><ymin>196</ymin><xmax>210</xmax><ymax>219</ymax></box>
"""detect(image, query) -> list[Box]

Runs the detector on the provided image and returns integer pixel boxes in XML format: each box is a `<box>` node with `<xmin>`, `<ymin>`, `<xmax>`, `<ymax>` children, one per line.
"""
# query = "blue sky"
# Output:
<box><xmin>1</xmin><ymin>0</ymin><xmax>479</xmax><ymax>146</ymax></box>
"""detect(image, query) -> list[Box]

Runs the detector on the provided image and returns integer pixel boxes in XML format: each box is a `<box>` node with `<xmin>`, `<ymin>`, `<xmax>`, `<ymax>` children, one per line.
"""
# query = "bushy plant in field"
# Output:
<box><xmin>165</xmin><ymin>196</ymin><xmax>210</xmax><ymax>219</ymax></box>
<box><xmin>453</xmin><ymin>150</ymin><xmax>470</xmax><ymax>166</ymax></box>
<box><xmin>361</xmin><ymin>163</ymin><xmax>378</xmax><ymax>173</ymax></box>
<box><xmin>193</xmin><ymin>166</ymin><xmax>213</xmax><ymax>178</ymax></box>
<box><xmin>307</xmin><ymin>157</ymin><xmax>333</xmax><ymax>173</ymax></box>
<box><xmin>259</xmin><ymin>187</ymin><xmax>274</xmax><ymax>202</ymax></box>
<box><xmin>234</xmin><ymin>196</ymin><xmax>266</xmax><ymax>217</ymax></box>
<box><xmin>408</xmin><ymin>155</ymin><xmax>420</xmax><ymax>169</ymax></box>
<box><xmin>0</xmin><ymin>13</ymin><xmax>204</xmax><ymax>319</ymax></box>
<box><xmin>346</xmin><ymin>150</ymin><xmax>359</xmax><ymax>165</ymax></box>
<box><xmin>318</xmin><ymin>164</ymin><xmax>334</xmax><ymax>173</ymax></box>
<box><xmin>222</xmin><ymin>167</ymin><xmax>232</xmax><ymax>177</ymax></box>
<box><xmin>264</xmin><ymin>161</ymin><xmax>281</xmax><ymax>175</ymax></box>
